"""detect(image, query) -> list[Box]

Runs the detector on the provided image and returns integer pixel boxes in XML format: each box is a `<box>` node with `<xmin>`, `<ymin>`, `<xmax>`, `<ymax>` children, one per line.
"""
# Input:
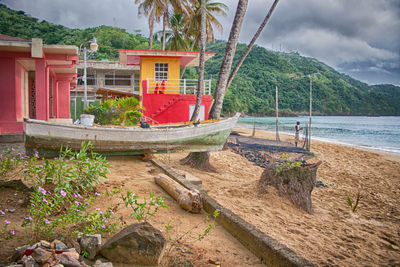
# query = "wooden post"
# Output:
<box><xmin>252</xmin><ymin>119</ymin><xmax>256</xmax><ymax>137</ymax></box>
<box><xmin>309</xmin><ymin>76</ymin><xmax>312</xmax><ymax>151</ymax></box>
<box><xmin>275</xmin><ymin>85</ymin><xmax>280</xmax><ymax>141</ymax></box>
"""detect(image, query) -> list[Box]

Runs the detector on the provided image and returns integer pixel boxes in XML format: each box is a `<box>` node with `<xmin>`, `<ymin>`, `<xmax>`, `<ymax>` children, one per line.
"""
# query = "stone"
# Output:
<box><xmin>10</xmin><ymin>245</ymin><xmax>29</xmax><ymax>262</ymax></box>
<box><xmin>40</xmin><ymin>240</ymin><xmax>51</xmax><ymax>249</ymax></box>
<box><xmin>80</xmin><ymin>234</ymin><xmax>101</xmax><ymax>260</ymax></box>
<box><xmin>21</xmin><ymin>255</ymin><xmax>38</xmax><ymax>267</ymax></box>
<box><xmin>62</xmin><ymin>249</ymin><xmax>80</xmax><ymax>260</ymax></box>
<box><xmin>53</xmin><ymin>265</ymin><xmax>64</xmax><ymax>267</ymax></box>
<box><xmin>56</xmin><ymin>253</ymin><xmax>82</xmax><ymax>267</ymax></box>
<box><xmin>259</xmin><ymin>161</ymin><xmax>322</xmax><ymax>213</ymax></box>
<box><xmin>31</xmin><ymin>247</ymin><xmax>52</xmax><ymax>264</ymax></box>
<box><xmin>9</xmin><ymin>208</ymin><xmax>16</xmax><ymax>213</ymax></box>
<box><xmin>53</xmin><ymin>240</ymin><xmax>69</xmax><ymax>250</ymax></box>
<box><xmin>5</xmin><ymin>264</ymin><xmax>23</xmax><ymax>267</ymax></box>
<box><xmin>101</xmin><ymin>222</ymin><xmax>166</xmax><ymax>266</ymax></box>
<box><xmin>93</xmin><ymin>259</ymin><xmax>113</xmax><ymax>267</ymax></box>
<box><xmin>146</xmin><ymin>163</ymin><xmax>152</xmax><ymax>167</ymax></box>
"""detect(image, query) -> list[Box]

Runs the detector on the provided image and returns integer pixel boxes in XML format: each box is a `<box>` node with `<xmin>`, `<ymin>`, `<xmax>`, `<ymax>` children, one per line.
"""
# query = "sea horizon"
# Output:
<box><xmin>237</xmin><ymin>115</ymin><xmax>400</xmax><ymax>155</ymax></box>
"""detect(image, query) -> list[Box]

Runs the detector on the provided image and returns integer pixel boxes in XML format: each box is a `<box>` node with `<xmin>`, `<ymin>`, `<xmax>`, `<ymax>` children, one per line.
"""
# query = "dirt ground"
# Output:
<box><xmin>1</xmin><ymin>127</ymin><xmax>400</xmax><ymax>266</ymax></box>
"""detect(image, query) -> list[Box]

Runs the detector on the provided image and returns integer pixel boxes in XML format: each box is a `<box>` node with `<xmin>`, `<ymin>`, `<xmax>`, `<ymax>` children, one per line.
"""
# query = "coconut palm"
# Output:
<box><xmin>155</xmin><ymin>13</ymin><xmax>191</xmax><ymax>51</ymax></box>
<box><xmin>135</xmin><ymin>0</ymin><xmax>165</xmax><ymax>50</ymax></box>
<box><xmin>185</xmin><ymin>0</ymin><xmax>228</xmax><ymax>46</ymax></box>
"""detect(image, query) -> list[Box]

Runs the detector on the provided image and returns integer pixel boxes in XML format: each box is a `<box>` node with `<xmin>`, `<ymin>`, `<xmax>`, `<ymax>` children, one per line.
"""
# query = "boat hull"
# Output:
<box><xmin>24</xmin><ymin>114</ymin><xmax>239</xmax><ymax>157</ymax></box>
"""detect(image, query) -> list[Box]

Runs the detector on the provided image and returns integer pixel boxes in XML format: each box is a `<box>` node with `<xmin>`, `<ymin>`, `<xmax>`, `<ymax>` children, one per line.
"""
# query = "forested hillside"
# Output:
<box><xmin>1</xmin><ymin>3</ymin><xmax>399</xmax><ymax>116</ymax></box>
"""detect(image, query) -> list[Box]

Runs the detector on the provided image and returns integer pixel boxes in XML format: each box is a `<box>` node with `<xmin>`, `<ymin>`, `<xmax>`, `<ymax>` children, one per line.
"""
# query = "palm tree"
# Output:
<box><xmin>135</xmin><ymin>0</ymin><xmax>165</xmax><ymax>50</ymax></box>
<box><xmin>160</xmin><ymin>0</ymin><xmax>189</xmax><ymax>50</ymax></box>
<box><xmin>154</xmin><ymin>13</ymin><xmax>191</xmax><ymax>51</ymax></box>
<box><xmin>180</xmin><ymin>0</ymin><xmax>228</xmax><ymax>78</ymax></box>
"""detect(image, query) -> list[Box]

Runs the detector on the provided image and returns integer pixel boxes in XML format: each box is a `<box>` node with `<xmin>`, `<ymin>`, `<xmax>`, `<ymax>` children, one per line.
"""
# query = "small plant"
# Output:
<box><xmin>275</xmin><ymin>153</ymin><xmax>303</xmax><ymax>174</ymax></box>
<box><xmin>121</xmin><ymin>191</ymin><xmax>168</xmax><ymax>222</ymax></box>
<box><xmin>19</xmin><ymin>142</ymin><xmax>118</xmax><ymax>241</ymax></box>
<box><xmin>0</xmin><ymin>211</ymin><xmax>15</xmax><ymax>240</ymax></box>
<box><xmin>0</xmin><ymin>150</ymin><xmax>26</xmax><ymax>177</ymax></box>
<box><xmin>347</xmin><ymin>191</ymin><xmax>361</xmax><ymax>212</ymax></box>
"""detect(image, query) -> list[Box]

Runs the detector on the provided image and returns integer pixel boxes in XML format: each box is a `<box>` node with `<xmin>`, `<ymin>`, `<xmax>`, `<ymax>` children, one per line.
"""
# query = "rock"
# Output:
<box><xmin>10</xmin><ymin>245</ymin><xmax>29</xmax><ymax>262</ymax></box>
<box><xmin>21</xmin><ymin>255</ymin><xmax>38</xmax><ymax>267</ymax></box>
<box><xmin>146</xmin><ymin>163</ymin><xmax>152</xmax><ymax>167</ymax></box>
<box><xmin>40</xmin><ymin>240</ymin><xmax>51</xmax><ymax>249</ymax></box>
<box><xmin>62</xmin><ymin>249</ymin><xmax>80</xmax><ymax>260</ymax></box>
<box><xmin>80</xmin><ymin>234</ymin><xmax>101</xmax><ymax>260</ymax></box>
<box><xmin>56</xmin><ymin>253</ymin><xmax>82</xmax><ymax>267</ymax></box>
<box><xmin>66</xmin><ymin>239</ymin><xmax>81</xmax><ymax>254</ymax></box>
<box><xmin>53</xmin><ymin>265</ymin><xmax>64</xmax><ymax>267</ymax></box>
<box><xmin>101</xmin><ymin>222</ymin><xmax>166</xmax><ymax>266</ymax></box>
<box><xmin>259</xmin><ymin>161</ymin><xmax>322</xmax><ymax>213</ymax></box>
<box><xmin>9</xmin><ymin>208</ymin><xmax>16</xmax><ymax>213</ymax></box>
<box><xmin>5</xmin><ymin>264</ymin><xmax>23</xmax><ymax>267</ymax></box>
<box><xmin>53</xmin><ymin>240</ymin><xmax>69</xmax><ymax>250</ymax></box>
<box><xmin>93</xmin><ymin>259</ymin><xmax>113</xmax><ymax>267</ymax></box>
<box><xmin>31</xmin><ymin>247</ymin><xmax>52</xmax><ymax>264</ymax></box>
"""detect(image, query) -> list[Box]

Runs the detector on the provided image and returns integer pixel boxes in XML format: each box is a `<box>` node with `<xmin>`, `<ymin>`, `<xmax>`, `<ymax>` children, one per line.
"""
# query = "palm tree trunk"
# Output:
<box><xmin>226</xmin><ymin>0</ymin><xmax>279</xmax><ymax>90</ymax></box>
<box><xmin>190</xmin><ymin>0</ymin><xmax>206</xmax><ymax>122</ymax></box>
<box><xmin>148</xmin><ymin>16</ymin><xmax>155</xmax><ymax>50</ymax></box>
<box><xmin>208</xmin><ymin>0</ymin><xmax>249</xmax><ymax>119</ymax></box>
<box><xmin>162</xmin><ymin>10</ymin><xmax>168</xmax><ymax>50</ymax></box>
<box><xmin>182</xmin><ymin>0</ymin><xmax>248</xmax><ymax>172</ymax></box>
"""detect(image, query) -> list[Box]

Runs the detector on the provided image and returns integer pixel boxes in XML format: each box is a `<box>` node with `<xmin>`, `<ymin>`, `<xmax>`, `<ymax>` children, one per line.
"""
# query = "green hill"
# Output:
<box><xmin>1</xmin><ymin>3</ymin><xmax>399</xmax><ymax>116</ymax></box>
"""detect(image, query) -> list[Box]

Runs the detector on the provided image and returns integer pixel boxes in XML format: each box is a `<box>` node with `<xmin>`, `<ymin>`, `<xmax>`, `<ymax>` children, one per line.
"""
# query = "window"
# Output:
<box><xmin>155</xmin><ymin>63</ymin><xmax>168</xmax><ymax>81</ymax></box>
<box><xmin>105</xmin><ymin>75</ymin><xmax>131</xmax><ymax>86</ymax></box>
<box><xmin>77</xmin><ymin>74</ymin><xmax>96</xmax><ymax>86</ymax></box>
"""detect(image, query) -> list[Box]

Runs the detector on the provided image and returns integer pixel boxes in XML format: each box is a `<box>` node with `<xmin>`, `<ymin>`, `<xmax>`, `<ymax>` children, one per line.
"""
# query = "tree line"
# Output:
<box><xmin>1</xmin><ymin>3</ymin><xmax>399</xmax><ymax>116</ymax></box>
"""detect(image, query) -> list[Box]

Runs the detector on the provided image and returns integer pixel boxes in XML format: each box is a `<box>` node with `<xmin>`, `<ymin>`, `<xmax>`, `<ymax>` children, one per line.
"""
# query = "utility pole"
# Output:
<box><xmin>275</xmin><ymin>85</ymin><xmax>280</xmax><ymax>141</ymax></box>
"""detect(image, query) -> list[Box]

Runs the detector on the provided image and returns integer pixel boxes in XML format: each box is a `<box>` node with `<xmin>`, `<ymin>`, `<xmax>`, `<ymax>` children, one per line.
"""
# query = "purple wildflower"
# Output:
<box><xmin>84</xmin><ymin>202</ymin><xmax>89</xmax><ymax>205</ymax></box>
<box><xmin>73</xmin><ymin>193</ymin><xmax>78</xmax><ymax>198</ymax></box>
<box><xmin>45</xmin><ymin>219</ymin><xmax>50</xmax><ymax>224</ymax></box>
<box><xmin>74</xmin><ymin>209</ymin><xmax>80</xmax><ymax>212</ymax></box>
<box><xmin>42</xmin><ymin>198</ymin><xmax>49</xmax><ymax>205</ymax></box>
<box><xmin>0</xmin><ymin>210</ymin><xmax>5</xmax><ymax>216</ymax></box>
<box><xmin>77</xmin><ymin>193</ymin><xmax>83</xmax><ymax>199</ymax></box>
<box><xmin>95</xmin><ymin>208</ymin><xmax>100</xmax><ymax>211</ymax></box>
<box><xmin>10</xmin><ymin>230</ymin><xmax>15</xmax><ymax>235</ymax></box>
<box><xmin>4</xmin><ymin>220</ymin><xmax>10</xmax><ymax>224</ymax></box>
<box><xmin>101</xmin><ymin>224</ymin><xmax>106</xmax><ymax>229</ymax></box>
<box><xmin>23</xmin><ymin>168</ymin><xmax>29</xmax><ymax>172</ymax></box>
<box><xmin>25</xmin><ymin>216</ymin><xmax>33</xmax><ymax>221</ymax></box>
<box><xmin>38</xmin><ymin>187</ymin><xmax>46</xmax><ymax>195</ymax></box>
<box><xmin>60</xmin><ymin>190</ymin><xmax>66</xmax><ymax>197</ymax></box>
<box><xmin>31</xmin><ymin>203</ymin><xmax>36</xmax><ymax>207</ymax></box>
<box><xmin>95</xmin><ymin>192</ymin><xmax>100</xmax><ymax>196</ymax></box>
<box><xmin>75</xmin><ymin>201</ymin><xmax>80</xmax><ymax>206</ymax></box>
<box><xmin>35</xmin><ymin>152</ymin><xmax>39</xmax><ymax>158</ymax></box>
<box><xmin>39</xmin><ymin>165</ymin><xmax>43</xmax><ymax>168</ymax></box>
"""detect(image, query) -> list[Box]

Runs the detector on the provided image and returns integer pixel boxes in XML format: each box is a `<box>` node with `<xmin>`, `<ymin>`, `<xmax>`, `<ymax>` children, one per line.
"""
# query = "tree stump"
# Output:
<box><xmin>259</xmin><ymin>161</ymin><xmax>322</xmax><ymax>213</ymax></box>
<box><xmin>180</xmin><ymin>152</ymin><xmax>216</xmax><ymax>172</ymax></box>
<box><xmin>154</xmin><ymin>174</ymin><xmax>202</xmax><ymax>213</ymax></box>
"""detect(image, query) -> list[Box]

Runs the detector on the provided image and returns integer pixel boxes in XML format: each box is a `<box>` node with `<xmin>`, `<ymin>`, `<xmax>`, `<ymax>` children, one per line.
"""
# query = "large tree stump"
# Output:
<box><xmin>154</xmin><ymin>174</ymin><xmax>202</xmax><ymax>213</ymax></box>
<box><xmin>259</xmin><ymin>161</ymin><xmax>322</xmax><ymax>213</ymax></box>
<box><xmin>180</xmin><ymin>152</ymin><xmax>216</xmax><ymax>172</ymax></box>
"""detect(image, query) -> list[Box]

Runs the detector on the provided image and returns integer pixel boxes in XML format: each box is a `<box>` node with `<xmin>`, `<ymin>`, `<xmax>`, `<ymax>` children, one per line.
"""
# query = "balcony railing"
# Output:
<box><xmin>145</xmin><ymin>78</ymin><xmax>212</xmax><ymax>95</ymax></box>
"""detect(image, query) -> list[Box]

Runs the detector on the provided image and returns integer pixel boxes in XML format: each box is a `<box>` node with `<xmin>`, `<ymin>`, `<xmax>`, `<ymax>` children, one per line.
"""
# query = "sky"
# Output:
<box><xmin>2</xmin><ymin>0</ymin><xmax>400</xmax><ymax>85</ymax></box>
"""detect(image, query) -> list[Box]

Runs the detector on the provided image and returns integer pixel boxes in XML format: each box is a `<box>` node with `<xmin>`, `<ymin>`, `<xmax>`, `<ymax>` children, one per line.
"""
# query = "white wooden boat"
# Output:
<box><xmin>24</xmin><ymin>113</ymin><xmax>240</xmax><ymax>157</ymax></box>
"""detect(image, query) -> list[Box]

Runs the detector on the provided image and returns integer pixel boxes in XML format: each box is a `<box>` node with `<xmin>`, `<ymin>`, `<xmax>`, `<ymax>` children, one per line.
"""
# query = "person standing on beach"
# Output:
<box><xmin>294</xmin><ymin>121</ymin><xmax>303</xmax><ymax>147</ymax></box>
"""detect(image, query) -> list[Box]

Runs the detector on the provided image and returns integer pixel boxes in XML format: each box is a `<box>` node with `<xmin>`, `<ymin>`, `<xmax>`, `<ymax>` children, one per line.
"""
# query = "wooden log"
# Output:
<box><xmin>154</xmin><ymin>174</ymin><xmax>202</xmax><ymax>213</ymax></box>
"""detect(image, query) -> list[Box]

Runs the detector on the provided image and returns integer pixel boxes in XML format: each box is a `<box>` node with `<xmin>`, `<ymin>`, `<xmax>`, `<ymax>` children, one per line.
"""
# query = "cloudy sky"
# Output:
<box><xmin>3</xmin><ymin>0</ymin><xmax>400</xmax><ymax>85</ymax></box>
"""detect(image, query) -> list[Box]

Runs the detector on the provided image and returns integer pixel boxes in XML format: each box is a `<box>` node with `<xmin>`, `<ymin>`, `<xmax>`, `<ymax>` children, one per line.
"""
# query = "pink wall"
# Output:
<box><xmin>143</xmin><ymin>92</ymin><xmax>212</xmax><ymax>124</ymax></box>
<box><xmin>0</xmin><ymin>57</ymin><xmax>21</xmax><ymax>134</ymax></box>
<box><xmin>57</xmin><ymin>81</ymin><xmax>70</xmax><ymax>118</ymax></box>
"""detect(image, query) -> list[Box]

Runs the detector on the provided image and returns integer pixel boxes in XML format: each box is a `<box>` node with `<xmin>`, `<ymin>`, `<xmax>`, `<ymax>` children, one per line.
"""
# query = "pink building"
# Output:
<box><xmin>0</xmin><ymin>34</ymin><xmax>78</xmax><ymax>134</ymax></box>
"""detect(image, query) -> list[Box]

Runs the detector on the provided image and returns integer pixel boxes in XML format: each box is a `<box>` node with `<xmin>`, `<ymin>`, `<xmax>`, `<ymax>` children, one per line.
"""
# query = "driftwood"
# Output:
<box><xmin>154</xmin><ymin>174</ymin><xmax>202</xmax><ymax>213</ymax></box>
<box><xmin>259</xmin><ymin>161</ymin><xmax>322</xmax><ymax>213</ymax></box>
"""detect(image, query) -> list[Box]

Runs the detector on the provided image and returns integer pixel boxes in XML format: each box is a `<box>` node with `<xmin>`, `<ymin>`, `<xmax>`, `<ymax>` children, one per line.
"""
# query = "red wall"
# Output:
<box><xmin>142</xmin><ymin>92</ymin><xmax>212</xmax><ymax>124</ymax></box>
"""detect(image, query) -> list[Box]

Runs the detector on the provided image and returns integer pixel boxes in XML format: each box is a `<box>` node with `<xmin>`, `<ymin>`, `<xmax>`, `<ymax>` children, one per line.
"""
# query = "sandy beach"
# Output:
<box><xmin>1</xmin><ymin>128</ymin><xmax>400</xmax><ymax>266</ymax></box>
<box><xmin>161</xmin><ymin>128</ymin><xmax>400</xmax><ymax>266</ymax></box>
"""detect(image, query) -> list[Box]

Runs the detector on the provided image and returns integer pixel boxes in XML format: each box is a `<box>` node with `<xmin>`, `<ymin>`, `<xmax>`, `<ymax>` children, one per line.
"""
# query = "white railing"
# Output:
<box><xmin>145</xmin><ymin>78</ymin><xmax>211</xmax><ymax>95</ymax></box>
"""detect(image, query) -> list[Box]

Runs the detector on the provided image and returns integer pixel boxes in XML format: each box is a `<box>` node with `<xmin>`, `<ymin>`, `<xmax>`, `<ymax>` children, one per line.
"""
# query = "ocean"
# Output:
<box><xmin>237</xmin><ymin>116</ymin><xmax>400</xmax><ymax>155</ymax></box>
